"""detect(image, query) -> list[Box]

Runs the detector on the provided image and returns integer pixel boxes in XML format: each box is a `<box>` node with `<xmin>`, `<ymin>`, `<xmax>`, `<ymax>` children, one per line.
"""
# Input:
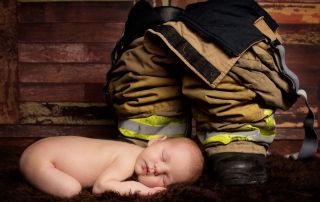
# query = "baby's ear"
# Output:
<box><xmin>147</xmin><ymin>136</ymin><xmax>167</xmax><ymax>146</ymax></box>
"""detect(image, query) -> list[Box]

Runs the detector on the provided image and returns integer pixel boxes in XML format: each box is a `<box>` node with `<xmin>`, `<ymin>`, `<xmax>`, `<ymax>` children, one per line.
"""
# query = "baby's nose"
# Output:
<box><xmin>154</xmin><ymin>163</ymin><xmax>166</xmax><ymax>175</ymax></box>
<box><xmin>148</xmin><ymin>166</ymin><xmax>158</xmax><ymax>175</ymax></box>
<box><xmin>147</xmin><ymin>166</ymin><xmax>156</xmax><ymax>175</ymax></box>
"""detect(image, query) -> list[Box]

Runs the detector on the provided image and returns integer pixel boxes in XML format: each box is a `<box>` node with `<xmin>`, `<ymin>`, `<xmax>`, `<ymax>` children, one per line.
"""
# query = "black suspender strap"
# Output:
<box><xmin>254</xmin><ymin>17</ymin><xmax>319</xmax><ymax>160</ymax></box>
<box><xmin>273</xmin><ymin>44</ymin><xmax>318</xmax><ymax>160</ymax></box>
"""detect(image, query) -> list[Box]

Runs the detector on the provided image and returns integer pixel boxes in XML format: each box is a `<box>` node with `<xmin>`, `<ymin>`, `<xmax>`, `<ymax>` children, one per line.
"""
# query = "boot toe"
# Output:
<box><xmin>209</xmin><ymin>152</ymin><xmax>268</xmax><ymax>185</ymax></box>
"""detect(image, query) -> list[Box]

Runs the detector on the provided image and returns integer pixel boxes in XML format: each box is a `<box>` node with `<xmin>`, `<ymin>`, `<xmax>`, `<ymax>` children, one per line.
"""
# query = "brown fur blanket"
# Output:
<box><xmin>1</xmin><ymin>144</ymin><xmax>319</xmax><ymax>202</ymax></box>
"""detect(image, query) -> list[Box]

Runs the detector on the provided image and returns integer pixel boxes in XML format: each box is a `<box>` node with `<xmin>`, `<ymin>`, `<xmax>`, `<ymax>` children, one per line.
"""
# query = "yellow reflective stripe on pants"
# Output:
<box><xmin>199</xmin><ymin>109</ymin><xmax>276</xmax><ymax>145</ymax></box>
<box><xmin>239</xmin><ymin>109</ymin><xmax>276</xmax><ymax>135</ymax></box>
<box><xmin>200</xmin><ymin>130</ymin><xmax>276</xmax><ymax>145</ymax></box>
<box><xmin>263</xmin><ymin>109</ymin><xmax>276</xmax><ymax>130</ymax></box>
<box><xmin>129</xmin><ymin>115</ymin><xmax>187</xmax><ymax>126</ymax></box>
<box><xmin>118</xmin><ymin>115</ymin><xmax>187</xmax><ymax>140</ymax></box>
<box><xmin>119</xmin><ymin>128</ymin><xmax>164</xmax><ymax>140</ymax></box>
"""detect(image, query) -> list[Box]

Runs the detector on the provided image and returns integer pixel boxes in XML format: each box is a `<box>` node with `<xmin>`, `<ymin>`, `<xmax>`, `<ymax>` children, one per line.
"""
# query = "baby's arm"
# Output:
<box><xmin>93</xmin><ymin>180</ymin><xmax>165</xmax><ymax>195</ymax></box>
<box><xmin>92</xmin><ymin>161</ymin><xmax>165</xmax><ymax>195</ymax></box>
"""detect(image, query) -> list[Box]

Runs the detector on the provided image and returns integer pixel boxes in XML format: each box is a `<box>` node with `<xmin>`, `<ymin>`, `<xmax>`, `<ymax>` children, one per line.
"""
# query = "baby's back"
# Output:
<box><xmin>20</xmin><ymin>136</ymin><xmax>131</xmax><ymax>187</ymax></box>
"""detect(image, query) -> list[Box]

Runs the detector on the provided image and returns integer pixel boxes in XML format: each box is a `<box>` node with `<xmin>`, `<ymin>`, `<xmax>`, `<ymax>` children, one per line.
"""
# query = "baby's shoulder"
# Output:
<box><xmin>104</xmin><ymin>139</ymin><xmax>137</xmax><ymax>149</ymax></box>
<box><xmin>106</xmin><ymin>141</ymin><xmax>140</xmax><ymax>160</ymax></box>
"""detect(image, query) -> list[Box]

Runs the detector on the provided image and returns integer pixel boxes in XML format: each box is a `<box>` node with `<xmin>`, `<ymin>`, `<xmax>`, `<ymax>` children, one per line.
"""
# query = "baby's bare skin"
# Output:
<box><xmin>20</xmin><ymin>136</ymin><xmax>159</xmax><ymax>197</ymax></box>
<box><xmin>21</xmin><ymin>136</ymin><xmax>138</xmax><ymax>186</ymax></box>
<box><xmin>20</xmin><ymin>136</ymin><xmax>203</xmax><ymax>198</ymax></box>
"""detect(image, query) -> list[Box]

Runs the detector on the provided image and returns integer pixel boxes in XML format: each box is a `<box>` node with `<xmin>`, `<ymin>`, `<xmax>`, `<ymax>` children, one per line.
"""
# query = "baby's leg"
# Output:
<box><xmin>21</xmin><ymin>160</ymin><xmax>81</xmax><ymax>198</ymax></box>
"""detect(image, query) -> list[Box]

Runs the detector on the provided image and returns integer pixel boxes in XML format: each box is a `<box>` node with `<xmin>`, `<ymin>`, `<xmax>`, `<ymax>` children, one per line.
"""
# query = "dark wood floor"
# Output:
<box><xmin>1</xmin><ymin>137</ymin><xmax>319</xmax><ymax>202</ymax></box>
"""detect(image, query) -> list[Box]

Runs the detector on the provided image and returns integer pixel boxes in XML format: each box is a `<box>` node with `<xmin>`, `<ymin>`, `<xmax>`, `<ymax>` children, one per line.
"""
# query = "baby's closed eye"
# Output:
<box><xmin>161</xmin><ymin>151</ymin><xmax>166</xmax><ymax>162</ymax></box>
<box><xmin>162</xmin><ymin>175</ymin><xmax>168</xmax><ymax>187</ymax></box>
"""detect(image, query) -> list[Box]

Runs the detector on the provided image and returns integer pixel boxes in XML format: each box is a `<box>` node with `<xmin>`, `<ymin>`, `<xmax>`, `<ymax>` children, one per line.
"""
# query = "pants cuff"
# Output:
<box><xmin>205</xmin><ymin>141</ymin><xmax>267</xmax><ymax>156</ymax></box>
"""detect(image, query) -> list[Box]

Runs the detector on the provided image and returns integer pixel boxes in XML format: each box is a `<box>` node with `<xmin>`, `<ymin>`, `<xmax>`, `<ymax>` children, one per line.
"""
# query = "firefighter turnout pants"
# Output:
<box><xmin>106</xmin><ymin>20</ymin><xmax>295</xmax><ymax>154</ymax></box>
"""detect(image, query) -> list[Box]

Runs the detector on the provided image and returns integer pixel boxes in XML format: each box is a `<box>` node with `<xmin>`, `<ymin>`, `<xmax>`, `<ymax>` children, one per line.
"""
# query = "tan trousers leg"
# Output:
<box><xmin>183</xmin><ymin>41</ymin><xmax>292</xmax><ymax>153</ymax></box>
<box><xmin>108</xmin><ymin>37</ymin><xmax>291</xmax><ymax>153</ymax></box>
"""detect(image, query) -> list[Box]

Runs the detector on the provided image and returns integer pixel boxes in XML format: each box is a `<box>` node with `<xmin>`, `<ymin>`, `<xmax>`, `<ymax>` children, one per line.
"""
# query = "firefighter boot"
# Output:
<box><xmin>206</xmin><ymin>141</ymin><xmax>268</xmax><ymax>185</ymax></box>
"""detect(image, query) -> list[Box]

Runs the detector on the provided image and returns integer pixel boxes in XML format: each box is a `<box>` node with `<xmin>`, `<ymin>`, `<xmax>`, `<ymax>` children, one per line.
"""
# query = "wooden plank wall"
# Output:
<box><xmin>0</xmin><ymin>0</ymin><xmax>319</xmax><ymax>155</ymax></box>
<box><xmin>0</xmin><ymin>0</ymin><xmax>19</xmax><ymax>124</ymax></box>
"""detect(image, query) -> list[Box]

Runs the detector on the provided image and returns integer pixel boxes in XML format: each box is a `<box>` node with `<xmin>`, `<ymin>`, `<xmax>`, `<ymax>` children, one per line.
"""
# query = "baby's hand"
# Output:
<box><xmin>137</xmin><ymin>186</ymin><xmax>167</xmax><ymax>196</ymax></box>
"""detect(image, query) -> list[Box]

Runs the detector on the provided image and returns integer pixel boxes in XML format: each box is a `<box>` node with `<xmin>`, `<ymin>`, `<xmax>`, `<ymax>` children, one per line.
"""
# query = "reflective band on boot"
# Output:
<box><xmin>118</xmin><ymin>115</ymin><xmax>188</xmax><ymax>140</ymax></box>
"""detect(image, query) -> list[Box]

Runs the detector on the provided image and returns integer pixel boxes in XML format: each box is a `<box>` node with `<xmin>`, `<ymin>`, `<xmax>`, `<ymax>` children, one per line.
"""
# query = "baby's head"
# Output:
<box><xmin>134</xmin><ymin>136</ymin><xmax>204</xmax><ymax>188</ymax></box>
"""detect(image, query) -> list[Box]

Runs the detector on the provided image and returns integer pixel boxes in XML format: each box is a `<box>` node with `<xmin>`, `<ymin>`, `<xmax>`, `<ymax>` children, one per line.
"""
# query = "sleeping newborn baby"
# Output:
<box><xmin>20</xmin><ymin>136</ymin><xmax>204</xmax><ymax>198</ymax></box>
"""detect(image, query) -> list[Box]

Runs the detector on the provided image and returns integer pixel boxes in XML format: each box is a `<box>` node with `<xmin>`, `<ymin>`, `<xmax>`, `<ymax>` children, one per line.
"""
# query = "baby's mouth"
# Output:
<box><xmin>143</xmin><ymin>162</ymin><xmax>149</xmax><ymax>175</ymax></box>
<box><xmin>145</xmin><ymin>163</ymin><xmax>158</xmax><ymax>176</ymax></box>
<box><xmin>144</xmin><ymin>162</ymin><xmax>156</xmax><ymax>176</ymax></box>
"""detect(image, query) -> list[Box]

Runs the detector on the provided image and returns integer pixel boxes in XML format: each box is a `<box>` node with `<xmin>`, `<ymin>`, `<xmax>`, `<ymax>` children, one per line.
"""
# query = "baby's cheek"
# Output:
<box><xmin>138</xmin><ymin>175</ymin><xmax>163</xmax><ymax>188</ymax></box>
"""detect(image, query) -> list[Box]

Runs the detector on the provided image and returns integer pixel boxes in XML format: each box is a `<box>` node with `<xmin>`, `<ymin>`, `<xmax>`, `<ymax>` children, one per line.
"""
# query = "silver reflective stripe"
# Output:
<box><xmin>199</xmin><ymin>130</ymin><xmax>275</xmax><ymax>144</ymax></box>
<box><xmin>118</xmin><ymin>119</ymin><xmax>187</xmax><ymax>136</ymax></box>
